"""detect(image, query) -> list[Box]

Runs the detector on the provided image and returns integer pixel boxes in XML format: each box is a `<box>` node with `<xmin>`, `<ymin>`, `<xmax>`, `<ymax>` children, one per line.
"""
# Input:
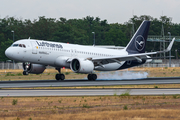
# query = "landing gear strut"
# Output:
<box><xmin>55</xmin><ymin>68</ymin><xmax>65</xmax><ymax>81</ymax></box>
<box><xmin>87</xmin><ymin>74</ymin><xmax>97</xmax><ymax>81</ymax></box>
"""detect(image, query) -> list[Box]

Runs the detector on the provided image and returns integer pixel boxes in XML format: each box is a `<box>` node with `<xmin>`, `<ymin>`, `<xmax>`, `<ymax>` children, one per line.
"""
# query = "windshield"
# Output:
<box><xmin>11</xmin><ymin>44</ymin><xmax>26</xmax><ymax>48</ymax></box>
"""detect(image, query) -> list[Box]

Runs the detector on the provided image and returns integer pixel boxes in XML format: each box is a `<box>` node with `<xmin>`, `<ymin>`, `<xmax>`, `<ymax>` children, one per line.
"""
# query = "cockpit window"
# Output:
<box><xmin>12</xmin><ymin>44</ymin><xmax>26</xmax><ymax>48</ymax></box>
<box><xmin>19</xmin><ymin>44</ymin><xmax>22</xmax><ymax>47</ymax></box>
<box><xmin>12</xmin><ymin>44</ymin><xmax>19</xmax><ymax>47</ymax></box>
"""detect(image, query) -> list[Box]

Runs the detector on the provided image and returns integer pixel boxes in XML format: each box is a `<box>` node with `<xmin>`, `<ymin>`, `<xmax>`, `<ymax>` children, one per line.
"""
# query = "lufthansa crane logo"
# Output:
<box><xmin>135</xmin><ymin>35</ymin><xmax>145</xmax><ymax>51</ymax></box>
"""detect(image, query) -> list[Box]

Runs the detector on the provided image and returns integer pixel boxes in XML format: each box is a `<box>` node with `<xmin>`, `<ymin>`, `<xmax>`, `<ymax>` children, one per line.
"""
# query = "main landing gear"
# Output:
<box><xmin>87</xmin><ymin>74</ymin><xmax>97</xmax><ymax>81</ymax></box>
<box><xmin>55</xmin><ymin>68</ymin><xmax>65</xmax><ymax>81</ymax></box>
<box><xmin>55</xmin><ymin>68</ymin><xmax>97</xmax><ymax>81</ymax></box>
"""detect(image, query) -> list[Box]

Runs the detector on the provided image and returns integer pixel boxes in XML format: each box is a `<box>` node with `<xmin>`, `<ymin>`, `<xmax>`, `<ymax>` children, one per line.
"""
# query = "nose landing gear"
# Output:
<box><xmin>23</xmin><ymin>62</ymin><xmax>30</xmax><ymax>75</ymax></box>
<box><xmin>23</xmin><ymin>71</ymin><xmax>29</xmax><ymax>75</ymax></box>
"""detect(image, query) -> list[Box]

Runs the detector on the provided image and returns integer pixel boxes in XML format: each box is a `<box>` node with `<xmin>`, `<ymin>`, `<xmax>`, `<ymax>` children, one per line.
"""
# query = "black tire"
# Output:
<box><xmin>23</xmin><ymin>71</ymin><xmax>28</xmax><ymax>75</ymax></box>
<box><xmin>88</xmin><ymin>74</ymin><xmax>97</xmax><ymax>81</ymax></box>
<box><xmin>56</xmin><ymin>74</ymin><xmax>65</xmax><ymax>81</ymax></box>
<box><xmin>55</xmin><ymin>74</ymin><xmax>60</xmax><ymax>81</ymax></box>
<box><xmin>60</xmin><ymin>74</ymin><xmax>65</xmax><ymax>80</ymax></box>
<box><xmin>88</xmin><ymin>74</ymin><xmax>92</xmax><ymax>80</ymax></box>
<box><xmin>92</xmin><ymin>74</ymin><xmax>97</xmax><ymax>81</ymax></box>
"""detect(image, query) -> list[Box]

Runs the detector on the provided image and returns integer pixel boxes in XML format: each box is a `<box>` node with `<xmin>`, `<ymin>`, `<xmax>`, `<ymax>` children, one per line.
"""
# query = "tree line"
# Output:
<box><xmin>0</xmin><ymin>15</ymin><xmax>180</xmax><ymax>61</ymax></box>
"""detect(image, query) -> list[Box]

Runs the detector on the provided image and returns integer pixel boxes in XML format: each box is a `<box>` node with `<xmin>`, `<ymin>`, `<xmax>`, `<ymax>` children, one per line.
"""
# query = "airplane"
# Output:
<box><xmin>5</xmin><ymin>21</ymin><xmax>175</xmax><ymax>81</ymax></box>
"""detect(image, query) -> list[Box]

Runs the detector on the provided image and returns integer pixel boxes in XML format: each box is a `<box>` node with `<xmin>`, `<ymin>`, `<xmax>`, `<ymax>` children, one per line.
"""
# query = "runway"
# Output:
<box><xmin>0</xmin><ymin>77</ymin><xmax>180</xmax><ymax>96</ymax></box>
<box><xmin>0</xmin><ymin>77</ymin><xmax>180</xmax><ymax>88</ymax></box>
<box><xmin>0</xmin><ymin>89</ymin><xmax>180</xmax><ymax>96</ymax></box>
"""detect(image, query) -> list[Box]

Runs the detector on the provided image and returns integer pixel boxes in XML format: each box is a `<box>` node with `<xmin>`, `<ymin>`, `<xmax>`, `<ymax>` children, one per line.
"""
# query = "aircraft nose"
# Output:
<box><xmin>5</xmin><ymin>47</ymin><xmax>12</xmax><ymax>58</ymax></box>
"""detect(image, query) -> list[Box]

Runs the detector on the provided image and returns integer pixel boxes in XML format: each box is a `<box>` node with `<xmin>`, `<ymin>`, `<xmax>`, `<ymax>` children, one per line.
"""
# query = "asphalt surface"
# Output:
<box><xmin>0</xmin><ymin>77</ymin><xmax>180</xmax><ymax>88</ymax></box>
<box><xmin>0</xmin><ymin>77</ymin><xmax>180</xmax><ymax>96</ymax></box>
<box><xmin>0</xmin><ymin>89</ymin><xmax>180</xmax><ymax>96</ymax></box>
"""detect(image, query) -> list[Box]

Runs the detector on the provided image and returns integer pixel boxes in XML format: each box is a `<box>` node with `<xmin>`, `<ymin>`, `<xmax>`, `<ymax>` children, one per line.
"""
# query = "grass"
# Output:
<box><xmin>65</xmin><ymin>72</ymin><xmax>70</xmax><ymax>75</ymax></box>
<box><xmin>113</xmin><ymin>93</ymin><xmax>117</xmax><ymax>96</ymax></box>
<box><xmin>12</xmin><ymin>99</ymin><xmax>18</xmax><ymax>105</ymax></box>
<box><xmin>0</xmin><ymin>69</ymin><xmax>86</xmax><ymax>81</ymax></box>
<box><xmin>1</xmin><ymin>67</ymin><xmax>180</xmax><ymax>81</ymax></box>
<box><xmin>16</xmin><ymin>73</ymin><xmax>23</xmax><ymax>76</ymax></box>
<box><xmin>83</xmin><ymin>103</ymin><xmax>91</xmax><ymax>108</ymax></box>
<box><xmin>173</xmin><ymin>94</ymin><xmax>179</xmax><ymax>99</ymax></box>
<box><xmin>0</xmin><ymin>95</ymin><xmax>180</xmax><ymax>119</ymax></box>
<box><xmin>5</xmin><ymin>72</ymin><xmax>15</xmax><ymax>77</ymax></box>
<box><xmin>120</xmin><ymin>90</ymin><xmax>130</xmax><ymax>96</ymax></box>
<box><xmin>58</xmin><ymin>100</ymin><xmax>62</xmax><ymax>103</ymax></box>
<box><xmin>123</xmin><ymin>105</ymin><xmax>128</xmax><ymax>110</ymax></box>
<box><xmin>1</xmin><ymin>67</ymin><xmax>180</xmax><ymax>119</ymax></box>
<box><xmin>120</xmin><ymin>92</ymin><xmax>130</xmax><ymax>96</ymax></box>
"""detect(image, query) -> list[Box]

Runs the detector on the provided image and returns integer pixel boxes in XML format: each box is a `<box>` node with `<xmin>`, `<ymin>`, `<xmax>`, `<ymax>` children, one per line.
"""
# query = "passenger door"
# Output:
<box><xmin>30</xmin><ymin>41</ymin><xmax>37</xmax><ymax>54</ymax></box>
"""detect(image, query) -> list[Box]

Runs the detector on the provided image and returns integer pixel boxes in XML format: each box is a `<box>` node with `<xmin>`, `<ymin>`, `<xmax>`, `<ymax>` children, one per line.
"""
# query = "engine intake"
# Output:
<box><xmin>23</xmin><ymin>62</ymin><xmax>46</xmax><ymax>74</ymax></box>
<box><xmin>70</xmin><ymin>58</ymin><xmax>94</xmax><ymax>73</ymax></box>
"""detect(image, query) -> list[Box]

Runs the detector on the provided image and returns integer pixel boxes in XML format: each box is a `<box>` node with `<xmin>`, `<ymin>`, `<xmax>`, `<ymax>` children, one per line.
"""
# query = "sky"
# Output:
<box><xmin>0</xmin><ymin>0</ymin><xmax>180</xmax><ymax>24</ymax></box>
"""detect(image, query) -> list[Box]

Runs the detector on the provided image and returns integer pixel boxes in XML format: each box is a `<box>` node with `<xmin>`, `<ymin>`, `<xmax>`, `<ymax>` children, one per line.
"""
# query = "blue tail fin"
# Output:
<box><xmin>126</xmin><ymin>21</ymin><xmax>150</xmax><ymax>54</ymax></box>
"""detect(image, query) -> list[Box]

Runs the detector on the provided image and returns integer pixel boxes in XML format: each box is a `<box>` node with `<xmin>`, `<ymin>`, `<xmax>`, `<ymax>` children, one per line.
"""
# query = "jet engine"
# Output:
<box><xmin>70</xmin><ymin>58</ymin><xmax>94</xmax><ymax>73</ymax></box>
<box><xmin>23</xmin><ymin>62</ymin><xmax>46</xmax><ymax>74</ymax></box>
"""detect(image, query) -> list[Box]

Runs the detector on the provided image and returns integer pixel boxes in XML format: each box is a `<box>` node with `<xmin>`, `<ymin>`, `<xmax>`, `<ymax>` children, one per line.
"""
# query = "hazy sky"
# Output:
<box><xmin>0</xmin><ymin>0</ymin><xmax>180</xmax><ymax>24</ymax></box>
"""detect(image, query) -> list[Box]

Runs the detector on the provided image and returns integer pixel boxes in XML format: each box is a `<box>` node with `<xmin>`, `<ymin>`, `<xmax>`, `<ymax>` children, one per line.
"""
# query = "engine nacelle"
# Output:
<box><xmin>23</xmin><ymin>63</ymin><xmax>46</xmax><ymax>74</ymax></box>
<box><xmin>70</xmin><ymin>58</ymin><xmax>94</xmax><ymax>74</ymax></box>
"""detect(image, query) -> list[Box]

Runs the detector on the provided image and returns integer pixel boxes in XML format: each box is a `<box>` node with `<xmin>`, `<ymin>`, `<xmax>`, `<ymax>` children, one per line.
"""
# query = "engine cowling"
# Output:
<box><xmin>70</xmin><ymin>58</ymin><xmax>94</xmax><ymax>74</ymax></box>
<box><xmin>23</xmin><ymin>62</ymin><xmax>46</xmax><ymax>74</ymax></box>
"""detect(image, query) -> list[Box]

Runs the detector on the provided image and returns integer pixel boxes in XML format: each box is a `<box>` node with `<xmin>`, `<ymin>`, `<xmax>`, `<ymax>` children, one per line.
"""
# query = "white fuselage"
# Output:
<box><xmin>5</xmin><ymin>39</ymin><xmax>128</xmax><ymax>71</ymax></box>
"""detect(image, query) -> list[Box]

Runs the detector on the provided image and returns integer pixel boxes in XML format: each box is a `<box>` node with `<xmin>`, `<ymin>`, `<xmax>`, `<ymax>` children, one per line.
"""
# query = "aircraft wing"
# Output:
<box><xmin>92</xmin><ymin>38</ymin><xmax>175</xmax><ymax>64</ymax></box>
<box><xmin>84</xmin><ymin>45</ymin><xmax>125</xmax><ymax>49</ymax></box>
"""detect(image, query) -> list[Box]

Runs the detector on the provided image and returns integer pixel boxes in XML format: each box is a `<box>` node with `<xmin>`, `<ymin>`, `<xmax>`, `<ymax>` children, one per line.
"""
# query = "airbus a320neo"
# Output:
<box><xmin>5</xmin><ymin>21</ymin><xmax>175</xmax><ymax>81</ymax></box>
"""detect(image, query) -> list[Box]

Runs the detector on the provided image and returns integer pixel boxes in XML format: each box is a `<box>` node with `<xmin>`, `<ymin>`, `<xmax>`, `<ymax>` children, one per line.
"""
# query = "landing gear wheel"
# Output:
<box><xmin>23</xmin><ymin>71</ymin><xmax>28</xmax><ymax>75</ymax></box>
<box><xmin>55</xmin><ymin>74</ymin><xmax>65</xmax><ymax>81</ymax></box>
<box><xmin>55</xmin><ymin>68</ymin><xmax>65</xmax><ymax>81</ymax></box>
<box><xmin>60</xmin><ymin>74</ymin><xmax>65</xmax><ymax>80</ymax></box>
<box><xmin>87</xmin><ymin>74</ymin><xmax>97</xmax><ymax>81</ymax></box>
<box><xmin>55</xmin><ymin>74</ymin><xmax>60</xmax><ymax>80</ymax></box>
<box><xmin>92</xmin><ymin>74</ymin><xmax>97</xmax><ymax>80</ymax></box>
<box><xmin>88</xmin><ymin>74</ymin><xmax>92</xmax><ymax>80</ymax></box>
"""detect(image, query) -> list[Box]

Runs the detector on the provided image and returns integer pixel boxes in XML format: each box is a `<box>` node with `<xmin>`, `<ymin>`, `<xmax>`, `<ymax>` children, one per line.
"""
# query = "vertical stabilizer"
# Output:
<box><xmin>126</xmin><ymin>21</ymin><xmax>150</xmax><ymax>54</ymax></box>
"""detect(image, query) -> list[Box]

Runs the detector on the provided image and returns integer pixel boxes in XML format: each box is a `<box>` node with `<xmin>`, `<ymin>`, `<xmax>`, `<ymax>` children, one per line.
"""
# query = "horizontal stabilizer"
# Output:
<box><xmin>147</xmin><ymin>56</ymin><xmax>174</xmax><ymax>59</ymax></box>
